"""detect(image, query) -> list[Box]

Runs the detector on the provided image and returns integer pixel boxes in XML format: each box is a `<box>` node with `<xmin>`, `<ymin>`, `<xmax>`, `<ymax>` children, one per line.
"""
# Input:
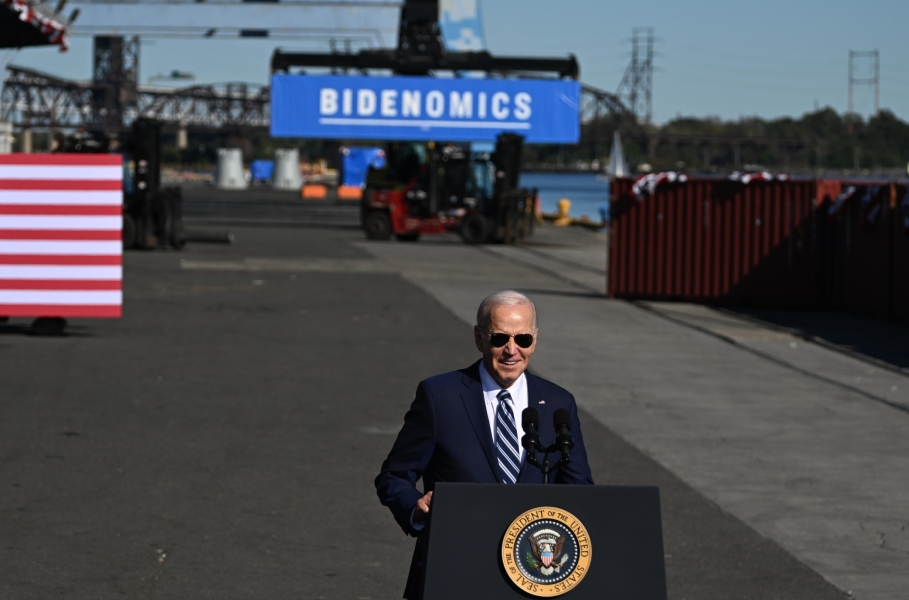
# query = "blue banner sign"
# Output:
<box><xmin>270</xmin><ymin>75</ymin><xmax>580</xmax><ymax>143</ymax></box>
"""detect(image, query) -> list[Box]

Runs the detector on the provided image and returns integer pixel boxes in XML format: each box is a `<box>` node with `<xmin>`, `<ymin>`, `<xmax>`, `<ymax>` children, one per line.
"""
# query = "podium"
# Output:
<box><xmin>421</xmin><ymin>483</ymin><xmax>667</xmax><ymax>599</ymax></box>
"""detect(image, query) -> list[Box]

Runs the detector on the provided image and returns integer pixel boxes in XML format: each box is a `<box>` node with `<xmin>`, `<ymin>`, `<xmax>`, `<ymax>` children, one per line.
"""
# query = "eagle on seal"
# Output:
<box><xmin>528</xmin><ymin>530</ymin><xmax>566</xmax><ymax>575</ymax></box>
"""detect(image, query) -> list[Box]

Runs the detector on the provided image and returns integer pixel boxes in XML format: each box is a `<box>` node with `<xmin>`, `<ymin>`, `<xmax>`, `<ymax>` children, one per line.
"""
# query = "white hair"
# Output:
<box><xmin>476</xmin><ymin>290</ymin><xmax>538</xmax><ymax>331</ymax></box>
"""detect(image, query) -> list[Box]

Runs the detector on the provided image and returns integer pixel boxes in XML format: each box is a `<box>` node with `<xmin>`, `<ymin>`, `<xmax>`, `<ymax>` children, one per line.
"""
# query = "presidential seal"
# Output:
<box><xmin>501</xmin><ymin>507</ymin><xmax>592</xmax><ymax>597</ymax></box>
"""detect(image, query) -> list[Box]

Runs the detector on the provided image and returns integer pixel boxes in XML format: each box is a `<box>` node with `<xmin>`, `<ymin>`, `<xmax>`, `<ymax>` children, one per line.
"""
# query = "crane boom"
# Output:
<box><xmin>65</xmin><ymin>0</ymin><xmax>401</xmax><ymax>44</ymax></box>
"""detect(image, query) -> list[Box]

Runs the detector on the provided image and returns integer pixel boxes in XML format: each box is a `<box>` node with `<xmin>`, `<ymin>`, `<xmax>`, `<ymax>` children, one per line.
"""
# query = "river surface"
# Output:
<box><xmin>519</xmin><ymin>172</ymin><xmax>611</xmax><ymax>221</ymax></box>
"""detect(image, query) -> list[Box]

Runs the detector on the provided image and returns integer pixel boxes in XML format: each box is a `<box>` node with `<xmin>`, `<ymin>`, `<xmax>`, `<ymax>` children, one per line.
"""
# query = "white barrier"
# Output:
<box><xmin>215</xmin><ymin>148</ymin><xmax>248</xmax><ymax>189</ymax></box>
<box><xmin>272</xmin><ymin>148</ymin><xmax>303</xmax><ymax>190</ymax></box>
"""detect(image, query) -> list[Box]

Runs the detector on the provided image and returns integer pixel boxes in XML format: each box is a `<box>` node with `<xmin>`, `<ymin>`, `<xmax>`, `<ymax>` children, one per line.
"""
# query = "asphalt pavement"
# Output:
<box><xmin>4</xmin><ymin>190</ymin><xmax>900</xmax><ymax>599</ymax></box>
<box><xmin>2</xmin><ymin>227</ymin><xmax>470</xmax><ymax>599</ymax></box>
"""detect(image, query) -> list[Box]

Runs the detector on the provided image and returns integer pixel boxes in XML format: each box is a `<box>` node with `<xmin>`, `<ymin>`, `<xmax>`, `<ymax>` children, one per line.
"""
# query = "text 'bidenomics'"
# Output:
<box><xmin>319</xmin><ymin>88</ymin><xmax>532</xmax><ymax>121</ymax></box>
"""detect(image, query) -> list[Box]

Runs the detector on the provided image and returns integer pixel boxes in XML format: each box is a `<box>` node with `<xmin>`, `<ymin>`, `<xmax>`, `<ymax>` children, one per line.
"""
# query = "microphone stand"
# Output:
<box><xmin>521</xmin><ymin>435</ymin><xmax>572</xmax><ymax>485</ymax></box>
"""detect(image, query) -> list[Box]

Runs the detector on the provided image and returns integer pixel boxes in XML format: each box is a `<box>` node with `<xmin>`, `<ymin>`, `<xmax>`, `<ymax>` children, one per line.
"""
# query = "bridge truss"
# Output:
<box><xmin>1</xmin><ymin>64</ymin><xmax>270</xmax><ymax>132</ymax></box>
<box><xmin>2</xmin><ymin>64</ymin><xmax>632</xmax><ymax>137</ymax></box>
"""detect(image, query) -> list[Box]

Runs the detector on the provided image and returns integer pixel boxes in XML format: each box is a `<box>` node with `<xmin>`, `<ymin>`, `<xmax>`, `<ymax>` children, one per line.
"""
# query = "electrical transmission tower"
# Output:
<box><xmin>848</xmin><ymin>49</ymin><xmax>879</xmax><ymax>124</ymax></box>
<box><xmin>616</xmin><ymin>27</ymin><xmax>654</xmax><ymax>124</ymax></box>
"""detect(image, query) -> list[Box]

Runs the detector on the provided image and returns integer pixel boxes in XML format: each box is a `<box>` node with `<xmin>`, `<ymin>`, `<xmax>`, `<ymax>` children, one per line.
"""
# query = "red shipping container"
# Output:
<box><xmin>609</xmin><ymin>176</ymin><xmax>824</xmax><ymax>308</ymax></box>
<box><xmin>824</xmin><ymin>182</ymin><xmax>891</xmax><ymax>320</ymax></box>
<box><xmin>610</xmin><ymin>175</ymin><xmax>909</xmax><ymax>324</ymax></box>
<box><xmin>894</xmin><ymin>184</ymin><xmax>909</xmax><ymax>325</ymax></box>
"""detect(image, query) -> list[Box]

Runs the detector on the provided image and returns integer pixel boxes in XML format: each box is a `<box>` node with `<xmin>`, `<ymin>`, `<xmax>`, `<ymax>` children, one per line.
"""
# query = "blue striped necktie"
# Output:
<box><xmin>495</xmin><ymin>390</ymin><xmax>521</xmax><ymax>484</ymax></box>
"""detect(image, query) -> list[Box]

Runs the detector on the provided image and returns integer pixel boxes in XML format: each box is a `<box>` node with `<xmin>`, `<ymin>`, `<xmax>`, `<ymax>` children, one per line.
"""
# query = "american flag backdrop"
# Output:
<box><xmin>0</xmin><ymin>154</ymin><xmax>123</xmax><ymax>318</ymax></box>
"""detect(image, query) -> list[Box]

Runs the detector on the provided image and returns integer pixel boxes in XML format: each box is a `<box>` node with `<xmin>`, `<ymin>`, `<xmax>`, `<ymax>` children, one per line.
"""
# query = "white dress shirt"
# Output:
<box><xmin>479</xmin><ymin>362</ymin><xmax>528</xmax><ymax>462</ymax></box>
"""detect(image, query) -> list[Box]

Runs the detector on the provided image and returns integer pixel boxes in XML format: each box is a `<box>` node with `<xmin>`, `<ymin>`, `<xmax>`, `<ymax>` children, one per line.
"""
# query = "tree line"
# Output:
<box><xmin>160</xmin><ymin>108</ymin><xmax>909</xmax><ymax>175</ymax></box>
<box><xmin>524</xmin><ymin>108</ymin><xmax>909</xmax><ymax>173</ymax></box>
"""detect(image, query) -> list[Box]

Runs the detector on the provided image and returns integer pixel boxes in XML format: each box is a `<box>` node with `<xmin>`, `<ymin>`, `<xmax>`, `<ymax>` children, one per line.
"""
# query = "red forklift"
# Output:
<box><xmin>360</xmin><ymin>133</ymin><xmax>536</xmax><ymax>243</ymax></box>
<box><xmin>271</xmin><ymin>0</ymin><xmax>573</xmax><ymax>243</ymax></box>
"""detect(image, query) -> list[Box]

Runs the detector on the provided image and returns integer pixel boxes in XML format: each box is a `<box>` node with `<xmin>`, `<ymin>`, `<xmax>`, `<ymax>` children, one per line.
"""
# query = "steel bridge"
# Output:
<box><xmin>1</xmin><ymin>63</ymin><xmax>631</xmax><ymax>138</ymax></box>
<box><xmin>3</xmin><ymin>59</ymin><xmax>808</xmax><ymax>163</ymax></box>
<box><xmin>2</xmin><ymin>65</ymin><xmax>271</xmax><ymax>132</ymax></box>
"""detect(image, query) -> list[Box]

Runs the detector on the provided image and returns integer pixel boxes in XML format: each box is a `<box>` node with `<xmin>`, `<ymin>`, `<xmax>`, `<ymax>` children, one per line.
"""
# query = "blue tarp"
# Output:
<box><xmin>250</xmin><ymin>160</ymin><xmax>274</xmax><ymax>182</ymax></box>
<box><xmin>341</xmin><ymin>147</ymin><xmax>386</xmax><ymax>188</ymax></box>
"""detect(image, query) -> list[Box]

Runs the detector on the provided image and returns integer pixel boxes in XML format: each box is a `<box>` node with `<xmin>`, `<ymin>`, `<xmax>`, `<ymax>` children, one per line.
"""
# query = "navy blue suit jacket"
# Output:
<box><xmin>375</xmin><ymin>360</ymin><xmax>594</xmax><ymax>599</ymax></box>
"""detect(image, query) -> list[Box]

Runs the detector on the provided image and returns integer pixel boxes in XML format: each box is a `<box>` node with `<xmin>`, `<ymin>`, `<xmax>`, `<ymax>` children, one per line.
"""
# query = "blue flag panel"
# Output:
<box><xmin>270</xmin><ymin>75</ymin><xmax>580</xmax><ymax>144</ymax></box>
<box><xmin>440</xmin><ymin>0</ymin><xmax>486</xmax><ymax>51</ymax></box>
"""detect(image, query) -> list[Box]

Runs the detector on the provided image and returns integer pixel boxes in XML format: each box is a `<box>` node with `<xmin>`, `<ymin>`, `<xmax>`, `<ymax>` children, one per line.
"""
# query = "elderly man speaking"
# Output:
<box><xmin>375</xmin><ymin>290</ymin><xmax>593</xmax><ymax>599</ymax></box>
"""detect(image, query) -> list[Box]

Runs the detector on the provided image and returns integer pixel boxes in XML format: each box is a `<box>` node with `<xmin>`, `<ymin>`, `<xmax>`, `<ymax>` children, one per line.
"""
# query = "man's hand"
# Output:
<box><xmin>413</xmin><ymin>491</ymin><xmax>433</xmax><ymax>523</ymax></box>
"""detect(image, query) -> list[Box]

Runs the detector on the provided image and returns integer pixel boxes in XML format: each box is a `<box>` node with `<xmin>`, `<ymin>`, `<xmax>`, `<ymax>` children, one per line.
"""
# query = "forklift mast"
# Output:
<box><xmin>127</xmin><ymin>118</ymin><xmax>162</xmax><ymax>197</ymax></box>
<box><xmin>491</xmin><ymin>133</ymin><xmax>524</xmax><ymax>197</ymax></box>
<box><xmin>56</xmin><ymin>118</ymin><xmax>183</xmax><ymax>250</ymax></box>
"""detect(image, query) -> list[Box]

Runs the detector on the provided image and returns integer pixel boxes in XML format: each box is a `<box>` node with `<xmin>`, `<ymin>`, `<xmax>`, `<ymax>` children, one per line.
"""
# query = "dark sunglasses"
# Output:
<box><xmin>487</xmin><ymin>332</ymin><xmax>535</xmax><ymax>348</ymax></box>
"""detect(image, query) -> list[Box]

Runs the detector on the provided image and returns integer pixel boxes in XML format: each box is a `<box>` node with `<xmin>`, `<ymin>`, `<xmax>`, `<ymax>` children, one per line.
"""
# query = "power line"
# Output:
<box><xmin>670</xmin><ymin>41</ymin><xmax>844</xmax><ymax>66</ymax></box>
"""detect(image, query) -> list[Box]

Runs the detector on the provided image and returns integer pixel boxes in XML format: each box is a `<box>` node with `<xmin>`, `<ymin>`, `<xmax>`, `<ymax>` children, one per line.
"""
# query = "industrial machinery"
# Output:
<box><xmin>270</xmin><ymin>0</ymin><xmax>575</xmax><ymax>244</ymax></box>
<box><xmin>361</xmin><ymin>133</ymin><xmax>535</xmax><ymax>243</ymax></box>
<box><xmin>62</xmin><ymin>118</ymin><xmax>185</xmax><ymax>249</ymax></box>
<box><xmin>118</xmin><ymin>119</ymin><xmax>185</xmax><ymax>250</ymax></box>
<box><xmin>271</xmin><ymin>0</ymin><xmax>578</xmax><ymax>79</ymax></box>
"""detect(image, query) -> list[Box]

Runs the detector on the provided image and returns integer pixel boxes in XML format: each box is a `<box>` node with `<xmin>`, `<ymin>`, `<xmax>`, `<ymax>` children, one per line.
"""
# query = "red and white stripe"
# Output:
<box><xmin>631</xmin><ymin>171</ymin><xmax>688</xmax><ymax>199</ymax></box>
<box><xmin>0</xmin><ymin>0</ymin><xmax>70</xmax><ymax>51</ymax></box>
<box><xmin>0</xmin><ymin>154</ymin><xmax>123</xmax><ymax>318</ymax></box>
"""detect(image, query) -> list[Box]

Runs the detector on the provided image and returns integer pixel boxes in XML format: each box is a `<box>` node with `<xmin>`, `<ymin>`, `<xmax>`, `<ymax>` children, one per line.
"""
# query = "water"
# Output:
<box><xmin>519</xmin><ymin>172</ymin><xmax>611</xmax><ymax>221</ymax></box>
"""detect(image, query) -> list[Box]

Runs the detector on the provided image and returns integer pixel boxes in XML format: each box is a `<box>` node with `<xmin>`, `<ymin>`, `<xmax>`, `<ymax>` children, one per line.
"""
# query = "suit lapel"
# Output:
<box><xmin>460</xmin><ymin>362</ymin><xmax>501</xmax><ymax>482</ymax></box>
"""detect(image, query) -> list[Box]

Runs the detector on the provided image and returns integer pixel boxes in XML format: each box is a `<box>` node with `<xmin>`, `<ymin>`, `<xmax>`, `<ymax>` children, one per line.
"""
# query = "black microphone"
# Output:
<box><xmin>522</xmin><ymin>407</ymin><xmax>539</xmax><ymax>434</ymax></box>
<box><xmin>521</xmin><ymin>407</ymin><xmax>540</xmax><ymax>453</ymax></box>
<box><xmin>553</xmin><ymin>408</ymin><xmax>574</xmax><ymax>461</ymax></box>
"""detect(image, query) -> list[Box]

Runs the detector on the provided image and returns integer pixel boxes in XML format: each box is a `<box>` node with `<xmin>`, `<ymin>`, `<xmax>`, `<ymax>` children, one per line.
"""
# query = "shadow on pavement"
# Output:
<box><xmin>518</xmin><ymin>288</ymin><xmax>604</xmax><ymax>300</ymax></box>
<box><xmin>0</xmin><ymin>323</ymin><xmax>95</xmax><ymax>338</ymax></box>
<box><xmin>0</xmin><ymin>323</ymin><xmax>32</xmax><ymax>336</ymax></box>
<box><xmin>723</xmin><ymin>307</ymin><xmax>909</xmax><ymax>372</ymax></box>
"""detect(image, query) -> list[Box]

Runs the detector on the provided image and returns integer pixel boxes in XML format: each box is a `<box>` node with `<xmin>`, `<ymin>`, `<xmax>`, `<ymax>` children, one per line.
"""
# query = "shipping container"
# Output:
<box><xmin>823</xmin><ymin>182</ymin><xmax>892</xmax><ymax>320</ymax></box>
<box><xmin>609</xmin><ymin>175</ymin><xmax>909</xmax><ymax>324</ymax></box>
<box><xmin>894</xmin><ymin>186</ymin><xmax>909</xmax><ymax>325</ymax></box>
<box><xmin>609</xmin><ymin>176</ymin><xmax>825</xmax><ymax>308</ymax></box>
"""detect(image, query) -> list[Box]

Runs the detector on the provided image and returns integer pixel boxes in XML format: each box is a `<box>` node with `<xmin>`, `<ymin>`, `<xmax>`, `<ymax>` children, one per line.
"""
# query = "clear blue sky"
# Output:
<box><xmin>8</xmin><ymin>0</ymin><xmax>908</xmax><ymax>123</ymax></box>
